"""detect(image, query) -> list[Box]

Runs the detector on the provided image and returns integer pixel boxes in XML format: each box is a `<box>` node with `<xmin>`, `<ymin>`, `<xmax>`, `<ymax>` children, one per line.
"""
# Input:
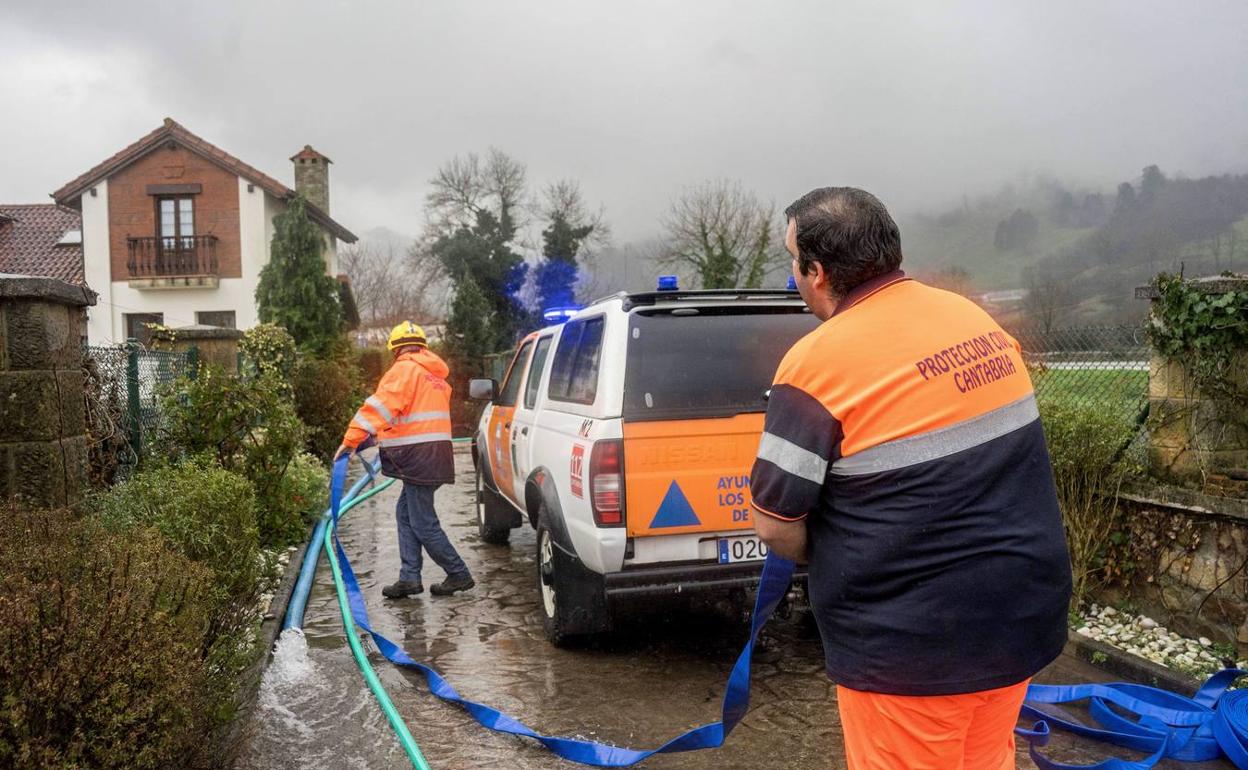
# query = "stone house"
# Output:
<box><xmin>33</xmin><ymin>118</ymin><xmax>357</xmax><ymax>344</ymax></box>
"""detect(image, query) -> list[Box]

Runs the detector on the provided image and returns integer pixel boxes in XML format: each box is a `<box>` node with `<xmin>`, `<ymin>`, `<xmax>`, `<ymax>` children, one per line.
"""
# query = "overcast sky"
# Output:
<box><xmin>2</xmin><ymin>0</ymin><xmax>1247</xmax><ymax>243</ymax></box>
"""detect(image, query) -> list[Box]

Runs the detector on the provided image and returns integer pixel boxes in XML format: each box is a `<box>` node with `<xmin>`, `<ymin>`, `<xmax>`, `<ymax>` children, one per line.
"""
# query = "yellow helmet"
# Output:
<box><xmin>387</xmin><ymin>321</ymin><xmax>427</xmax><ymax>351</ymax></box>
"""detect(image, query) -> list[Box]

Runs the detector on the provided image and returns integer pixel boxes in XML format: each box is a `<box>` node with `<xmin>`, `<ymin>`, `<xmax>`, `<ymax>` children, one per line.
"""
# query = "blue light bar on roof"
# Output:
<box><xmin>542</xmin><ymin>306</ymin><xmax>582</xmax><ymax>323</ymax></box>
<box><xmin>657</xmin><ymin>275</ymin><xmax>679</xmax><ymax>291</ymax></box>
<box><xmin>786</xmin><ymin>275</ymin><xmax>797</xmax><ymax>290</ymax></box>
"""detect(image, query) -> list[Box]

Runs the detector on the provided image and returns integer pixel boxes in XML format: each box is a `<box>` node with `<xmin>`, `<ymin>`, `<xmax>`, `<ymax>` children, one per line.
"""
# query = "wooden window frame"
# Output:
<box><xmin>155</xmin><ymin>195</ymin><xmax>196</xmax><ymax>240</ymax></box>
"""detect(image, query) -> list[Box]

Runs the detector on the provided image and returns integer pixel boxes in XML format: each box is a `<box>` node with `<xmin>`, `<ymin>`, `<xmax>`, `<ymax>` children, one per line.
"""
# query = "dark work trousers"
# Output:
<box><xmin>395</xmin><ymin>482</ymin><xmax>470</xmax><ymax>584</ymax></box>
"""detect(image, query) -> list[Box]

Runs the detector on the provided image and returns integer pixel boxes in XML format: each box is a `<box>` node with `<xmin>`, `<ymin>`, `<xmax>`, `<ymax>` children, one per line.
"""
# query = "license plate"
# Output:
<box><xmin>718</xmin><ymin>535</ymin><xmax>769</xmax><ymax>564</ymax></box>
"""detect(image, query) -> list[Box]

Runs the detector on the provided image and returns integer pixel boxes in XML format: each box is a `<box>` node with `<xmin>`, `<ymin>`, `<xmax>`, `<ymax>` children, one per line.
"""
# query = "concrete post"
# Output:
<box><xmin>151</xmin><ymin>323</ymin><xmax>244</xmax><ymax>375</ymax></box>
<box><xmin>0</xmin><ymin>274</ymin><xmax>97</xmax><ymax>507</ymax></box>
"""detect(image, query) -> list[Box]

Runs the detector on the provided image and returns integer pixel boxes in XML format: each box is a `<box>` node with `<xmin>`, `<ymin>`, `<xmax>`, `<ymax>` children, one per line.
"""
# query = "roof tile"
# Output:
<box><xmin>0</xmin><ymin>204</ymin><xmax>84</xmax><ymax>285</ymax></box>
<box><xmin>51</xmin><ymin>118</ymin><xmax>356</xmax><ymax>243</ymax></box>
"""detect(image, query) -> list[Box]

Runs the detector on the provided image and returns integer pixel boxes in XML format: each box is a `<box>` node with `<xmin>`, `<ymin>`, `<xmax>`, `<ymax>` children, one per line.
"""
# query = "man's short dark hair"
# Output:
<box><xmin>785</xmin><ymin>187</ymin><xmax>903</xmax><ymax>296</ymax></box>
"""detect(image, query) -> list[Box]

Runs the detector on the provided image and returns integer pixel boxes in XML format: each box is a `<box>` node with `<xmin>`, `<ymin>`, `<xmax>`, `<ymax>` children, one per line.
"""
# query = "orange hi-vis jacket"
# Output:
<box><xmin>342</xmin><ymin>347</ymin><xmax>455</xmax><ymax>485</ymax></box>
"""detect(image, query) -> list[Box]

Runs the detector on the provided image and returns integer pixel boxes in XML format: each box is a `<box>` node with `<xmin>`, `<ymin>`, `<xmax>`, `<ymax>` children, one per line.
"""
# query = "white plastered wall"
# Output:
<box><xmin>80</xmin><ymin>181</ymin><xmax>113</xmax><ymax>343</ymax></box>
<box><xmin>83</xmin><ymin>177</ymin><xmax>339</xmax><ymax>343</ymax></box>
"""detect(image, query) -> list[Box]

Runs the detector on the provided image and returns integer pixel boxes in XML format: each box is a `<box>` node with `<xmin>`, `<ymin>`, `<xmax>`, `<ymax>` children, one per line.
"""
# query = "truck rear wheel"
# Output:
<box><xmin>535</xmin><ymin>512</ymin><xmax>611</xmax><ymax>646</ymax></box>
<box><xmin>475</xmin><ymin>464</ymin><xmax>511</xmax><ymax>545</ymax></box>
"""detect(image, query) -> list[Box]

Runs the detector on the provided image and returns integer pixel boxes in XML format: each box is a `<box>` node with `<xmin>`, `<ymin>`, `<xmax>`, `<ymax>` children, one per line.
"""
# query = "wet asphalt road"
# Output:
<box><xmin>237</xmin><ymin>454</ymin><xmax>1232</xmax><ymax>770</ymax></box>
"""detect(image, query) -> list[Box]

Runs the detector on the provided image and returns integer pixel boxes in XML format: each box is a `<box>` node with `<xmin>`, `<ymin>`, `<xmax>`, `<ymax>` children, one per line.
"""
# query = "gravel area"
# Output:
<box><xmin>1073</xmin><ymin>603</ymin><xmax>1246</xmax><ymax>678</ymax></box>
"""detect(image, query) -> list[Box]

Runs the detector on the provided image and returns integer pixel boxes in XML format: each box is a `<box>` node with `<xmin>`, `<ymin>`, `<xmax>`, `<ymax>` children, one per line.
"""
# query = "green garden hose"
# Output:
<box><xmin>322</xmin><ymin>479</ymin><xmax>432</xmax><ymax>770</ymax></box>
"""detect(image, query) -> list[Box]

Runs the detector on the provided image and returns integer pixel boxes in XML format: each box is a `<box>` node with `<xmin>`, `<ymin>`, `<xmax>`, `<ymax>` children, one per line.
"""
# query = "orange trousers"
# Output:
<box><xmin>837</xmin><ymin>679</ymin><xmax>1030</xmax><ymax>770</ymax></box>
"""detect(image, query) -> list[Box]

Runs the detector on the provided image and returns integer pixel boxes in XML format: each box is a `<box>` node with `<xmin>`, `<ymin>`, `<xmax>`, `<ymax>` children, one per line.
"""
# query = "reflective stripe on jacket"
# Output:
<box><xmin>750</xmin><ymin>271</ymin><xmax>1071</xmax><ymax>696</ymax></box>
<box><xmin>343</xmin><ymin>347</ymin><xmax>455</xmax><ymax>485</ymax></box>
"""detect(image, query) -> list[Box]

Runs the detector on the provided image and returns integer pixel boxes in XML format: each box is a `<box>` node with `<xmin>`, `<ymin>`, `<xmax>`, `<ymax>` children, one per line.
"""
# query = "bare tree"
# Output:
<box><xmin>425</xmin><ymin>147</ymin><xmax>528</xmax><ymax>237</ymax></box>
<box><xmin>536</xmin><ymin>179</ymin><xmax>612</xmax><ymax>303</ymax></box>
<box><xmin>339</xmin><ymin>241</ymin><xmax>448</xmax><ymax>327</ymax></box>
<box><xmin>539</xmin><ymin>181</ymin><xmax>611</xmax><ymax>249</ymax></box>
<box><xmin>1022</xmin><ymin>265</ymin><xmax>1073</xmax><ymax>333</ymax></box>
<box><xmin>660</xmin><ymin>180</ymin><xmax>782</xmax><ymax>289</ymax></box>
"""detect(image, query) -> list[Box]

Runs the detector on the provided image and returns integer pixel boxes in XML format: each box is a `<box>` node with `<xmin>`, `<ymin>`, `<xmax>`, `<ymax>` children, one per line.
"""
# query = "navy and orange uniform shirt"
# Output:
<box><xmin>750</xmin><ymin>271</ymin><xmax>1072</xmax><ymax>696</ymax></box>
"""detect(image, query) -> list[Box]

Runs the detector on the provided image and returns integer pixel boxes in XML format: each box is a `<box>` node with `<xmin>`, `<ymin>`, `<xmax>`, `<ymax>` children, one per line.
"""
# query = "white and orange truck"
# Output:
<box><xmin>469</xmin><ymin>280</ymin><xmax>817</xmax><ymax>644</ymax></box>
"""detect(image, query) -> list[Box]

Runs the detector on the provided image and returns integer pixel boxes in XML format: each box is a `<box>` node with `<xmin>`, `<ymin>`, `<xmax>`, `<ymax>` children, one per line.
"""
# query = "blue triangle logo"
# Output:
<box><xmin>649</xmin><ymin>480</ymin><xmax>701</xmax><ymax>529</ymax></box>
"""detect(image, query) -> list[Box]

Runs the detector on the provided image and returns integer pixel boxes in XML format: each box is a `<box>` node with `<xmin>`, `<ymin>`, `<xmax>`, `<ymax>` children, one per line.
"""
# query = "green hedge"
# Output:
<box><xmin>1039</xmin><ymin>397</ymin><xmax>1137</xmax><ymax>607</ymax></box>
<box><xmin>261</xmin><ymin>451</ymin><xmax>329</xmax><ymax>546</ymax></box>
<box><xmin>0</xmin><ymin>506</ymin><xmax>221</xmax><ymax>770</ymax></box>
<box><xmin>354</xmin><ymin>346</ymin><xmax>389</xmax><ymax>393</ymax></box>
<box><xmin>93</xmin><ymin>457</ymin><xmax>260</xmax><ymax>603</ymax></box>
<box><xmin>292</xmin><ymin>355</ymin><xmax>365</xmax><ymax>463</ymax></box>
<box><xmin>155</xmin><ymin>367</ymin><xmax>309</xmax><ymax>547</ymax></box>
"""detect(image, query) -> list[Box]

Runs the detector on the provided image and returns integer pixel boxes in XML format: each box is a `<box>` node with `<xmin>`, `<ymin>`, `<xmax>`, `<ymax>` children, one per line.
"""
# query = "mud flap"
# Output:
<box><xmin>549</xmin><ymin>539</ymin><xmax>612</xmax><ymax>635</ymax></box>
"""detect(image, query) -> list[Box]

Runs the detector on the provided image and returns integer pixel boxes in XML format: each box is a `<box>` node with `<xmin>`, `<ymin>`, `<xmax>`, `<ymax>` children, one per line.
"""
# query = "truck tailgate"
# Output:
<box><xmin>622</xmin><ymin>414</ymin><xmax>764</xmax><ymax>538</ymax></box>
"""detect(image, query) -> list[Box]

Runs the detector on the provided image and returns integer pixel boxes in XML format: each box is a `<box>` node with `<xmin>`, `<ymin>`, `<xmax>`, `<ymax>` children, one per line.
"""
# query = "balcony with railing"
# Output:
<box><xmin>126</xmin><ymin>235</ymin><xmax>219</xmax><ymax>288</ymax></box>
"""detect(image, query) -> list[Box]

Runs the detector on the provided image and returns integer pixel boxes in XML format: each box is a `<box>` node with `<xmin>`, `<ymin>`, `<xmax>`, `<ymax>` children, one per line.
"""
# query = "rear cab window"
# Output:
<box><xmin>623</xmin><ymin>306</ymin><xmax>817</xmax><ymax>421</ymax></box>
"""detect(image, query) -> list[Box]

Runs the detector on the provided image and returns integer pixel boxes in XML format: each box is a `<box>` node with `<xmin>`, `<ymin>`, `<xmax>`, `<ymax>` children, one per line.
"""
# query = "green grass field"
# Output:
<box><xmin>1031</xmin><ymin>366</ymin><xmax>1148</xmax><ymax>424</ymax></box>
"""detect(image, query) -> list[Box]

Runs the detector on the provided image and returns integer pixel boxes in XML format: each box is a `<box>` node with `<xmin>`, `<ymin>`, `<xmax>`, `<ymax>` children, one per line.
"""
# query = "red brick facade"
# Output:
<box><xmin>107</xmin><ymin>143</ymin><xmax>241</xmax><ymax>282</ymax></box>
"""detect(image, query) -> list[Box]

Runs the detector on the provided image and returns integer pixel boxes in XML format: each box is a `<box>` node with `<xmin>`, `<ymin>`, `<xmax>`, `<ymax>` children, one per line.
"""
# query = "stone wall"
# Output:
<box><xmin>1140</xmin><ymin>275</ymin><xmax>1248</xmax><ymax>493</ymax></box>
<box><xmin>1114</xmin><ymin>482</ymin><xmax>1248</xmax><ymax>651</ymax></box>
<box><xmin>0</xmin><ymin>275</ymin><xmax>97</xmax><ymax>507</ymax></box>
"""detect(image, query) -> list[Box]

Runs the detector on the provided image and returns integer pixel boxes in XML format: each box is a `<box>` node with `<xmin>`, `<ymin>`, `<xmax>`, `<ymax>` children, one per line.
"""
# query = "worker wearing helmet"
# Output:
<box><xmin>752</xmin><ymin>188</ymin><xmax>1071</xmax><ymax>770</ymax></box>
<box><xmin>336</xmin><ymin>322</ymin><xmax>474</xmax><ymax>598</ymax></box>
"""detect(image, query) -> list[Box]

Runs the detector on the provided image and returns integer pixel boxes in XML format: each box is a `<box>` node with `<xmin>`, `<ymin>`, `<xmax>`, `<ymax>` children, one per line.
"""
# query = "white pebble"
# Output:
<box><xmin>1199</xmin><ymin>637</ymin><xmax>1212</xmax><ymax>647</ymax></box>
<box><xmin>1139</xmin><ymin>617</ymin><xmax>1158</xmax><ymax>629</ymax></box>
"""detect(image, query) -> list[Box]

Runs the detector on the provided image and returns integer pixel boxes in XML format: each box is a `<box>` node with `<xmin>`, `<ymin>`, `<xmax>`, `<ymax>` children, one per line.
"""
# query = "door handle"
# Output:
<box><xmin>504</xmin><ymin>422</ymin><xmax>511</xmax><ymax>430</ymax></box>
<box><xmin>521</xmin><ymin>427</ymin><xmax>529</xmax><ymax>436</ymax></box>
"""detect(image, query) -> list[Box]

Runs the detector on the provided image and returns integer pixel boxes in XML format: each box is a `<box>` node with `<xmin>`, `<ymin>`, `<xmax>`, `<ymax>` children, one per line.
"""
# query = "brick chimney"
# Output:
<box><xmin>291</xmin><ymin>145</ymin><xmax>331</xmax><ymax>212</ymax></box>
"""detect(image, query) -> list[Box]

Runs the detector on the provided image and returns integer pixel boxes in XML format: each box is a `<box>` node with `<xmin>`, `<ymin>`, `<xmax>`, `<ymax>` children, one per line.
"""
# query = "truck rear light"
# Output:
<box><xmin>590</xmin><ymin>439</ymin><xmax>625</xmax><ymax>527</ymax></box>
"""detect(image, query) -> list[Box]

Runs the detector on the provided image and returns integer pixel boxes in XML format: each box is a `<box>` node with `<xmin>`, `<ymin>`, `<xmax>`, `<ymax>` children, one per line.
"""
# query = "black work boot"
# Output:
<box><xmin>429</xmin><ymin>573</ymin><xmax>475</xmax><ymax>596</ymax></box>
<box><xmin>382</xmin><ymin>580</ymin><xmax>424</xmax><ymax>599</ymax></box>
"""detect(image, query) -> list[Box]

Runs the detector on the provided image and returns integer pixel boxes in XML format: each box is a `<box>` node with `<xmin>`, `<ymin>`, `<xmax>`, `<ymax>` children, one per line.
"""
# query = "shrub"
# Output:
<box><xmin>239</xmin><ymin>323</ymin><xmax>297</xmax><ymax>383</ymax></box>
<box><xmin>355</xmin><ymin>346</ymin><xmax>390</xmax><ymax>392</ymax></box>
<box><xmin>1039</xmin><ymin>397</ymin><xmax>1137</xmax><ymax>608</ymax></box>
<box><xmin>0</xmin><ymin>505</ymin><xmax>219</xmax><ymax>770</ymax></box>
<box><xmin>259</xmin><ymin>451</ymin><xmax>330</xmax><ymax>546</ymax></box>
<box><xmin>292</xmin><ymin>354</ymin><xmax>365</xmax><ymax>462</ymax></box>
<box><xmin>93</xmin><ymin>456</ymin><xmax>260</xmax><ymax>602</ymax></box>
<box><xmin>154</xmin><ymin>367</ymin><xmax>306</xmax><ymax>547</ymax></box>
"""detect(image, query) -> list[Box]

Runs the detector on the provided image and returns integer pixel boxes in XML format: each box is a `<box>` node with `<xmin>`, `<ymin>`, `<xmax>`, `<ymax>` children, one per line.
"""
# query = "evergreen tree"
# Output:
<box><xmin>533</xmin><ymin>209</ymin><xmax>595</xmax><ymax>317</ymax></box>
<box><xmin>443</xmin><ymin>276</ymin><xmax>497</xmax><ymax>366</ymax></box>
<box><xmin>432</xmin><ymin>209</ymin><xmax>528</xmax><ymax>345</ymax></box>
<box><xmin>255</xmin><ymin>195</ymin><xmax>344</xmax><ymax>356</ymax></box>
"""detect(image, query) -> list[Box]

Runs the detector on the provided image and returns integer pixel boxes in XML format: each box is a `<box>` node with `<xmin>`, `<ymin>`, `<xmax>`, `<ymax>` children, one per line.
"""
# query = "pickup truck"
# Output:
<box><xmin>470</xmin><ymin>285</ymin><xmax>817</xmax><ymax>644</ymax></box>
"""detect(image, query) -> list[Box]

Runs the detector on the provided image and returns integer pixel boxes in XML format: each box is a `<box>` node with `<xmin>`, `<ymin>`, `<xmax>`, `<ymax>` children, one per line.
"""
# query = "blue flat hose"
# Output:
<box><xmin>282</xmin><ymin>457</ymin><xmax>387</xmax><ymax>631</ymax></box>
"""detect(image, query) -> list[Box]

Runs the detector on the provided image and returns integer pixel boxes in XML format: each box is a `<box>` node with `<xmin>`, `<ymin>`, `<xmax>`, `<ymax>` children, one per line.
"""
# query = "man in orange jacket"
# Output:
<box><xmin>336</xmin><ymin>322</ymin><xmax>474</xmax><ymax>598</ymax></box>
<box><xmin>751</xmin><ymin>188</ymin><xmax>1071</xmax><ymax>769</ymax></box>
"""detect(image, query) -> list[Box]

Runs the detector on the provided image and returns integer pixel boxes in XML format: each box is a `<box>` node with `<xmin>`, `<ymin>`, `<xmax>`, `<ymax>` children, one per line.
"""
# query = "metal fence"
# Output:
<box><xmin>1012</xmin><ymin>325</ymin><xmax>1150</xmax><ymax>425</ymax></box>
<box><xmin>84</xmin><ymin>340</ymin><xmax>192</xmax><ymax>475</ymax></box>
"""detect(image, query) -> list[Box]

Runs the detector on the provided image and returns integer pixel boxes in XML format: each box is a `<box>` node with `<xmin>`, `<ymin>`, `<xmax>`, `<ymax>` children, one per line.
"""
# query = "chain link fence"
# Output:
<box><xmin>476</xmin><ymin>328</ymin><xmax>1152</xmax><ymax>418</ymax></box>
<box><xmin>1013</xmin><ymin>325</ymin><xmax>1150</xmax><ymax>426</ymax></box>
<box><xmin>84</xmin><ymin>341</ymin><xmax>192</xmax><ymax>482</ymax></box>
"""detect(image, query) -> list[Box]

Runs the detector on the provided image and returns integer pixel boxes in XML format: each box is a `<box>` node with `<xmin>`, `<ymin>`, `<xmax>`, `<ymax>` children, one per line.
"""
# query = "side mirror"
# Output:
<box><xmin>468</xmin><ymin>378</ymin><xmax>497</xmax><ymax>401</ymax></box>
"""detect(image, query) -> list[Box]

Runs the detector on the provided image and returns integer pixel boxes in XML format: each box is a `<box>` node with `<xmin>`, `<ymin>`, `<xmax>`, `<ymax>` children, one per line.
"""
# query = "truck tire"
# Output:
<box><xmin>536</xmin><ymin>508</ymin><xmax>610</xmax><ymax>646</ymax></box>
<box><xmin>475</xmin><ymin>464</ymin><xmax>511</xmax><ymax>545</ymax></box>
